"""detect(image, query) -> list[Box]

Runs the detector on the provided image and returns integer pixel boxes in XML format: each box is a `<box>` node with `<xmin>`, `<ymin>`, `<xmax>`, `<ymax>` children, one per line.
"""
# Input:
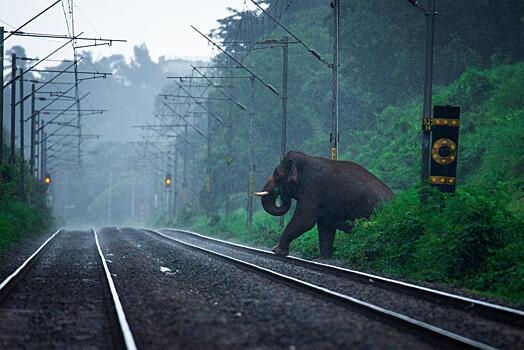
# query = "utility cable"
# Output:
<box><xmin>250</xmin><ymin>0</ymin><xmax>331</xmax><ymax>68</ymax></box>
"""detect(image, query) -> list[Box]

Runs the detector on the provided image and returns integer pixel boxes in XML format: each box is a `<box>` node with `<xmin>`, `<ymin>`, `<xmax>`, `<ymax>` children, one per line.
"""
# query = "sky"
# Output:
<box><xmin>1</xmin><ymin>0</ymin><xmax>258</xmax><ymax>64</ymax></box>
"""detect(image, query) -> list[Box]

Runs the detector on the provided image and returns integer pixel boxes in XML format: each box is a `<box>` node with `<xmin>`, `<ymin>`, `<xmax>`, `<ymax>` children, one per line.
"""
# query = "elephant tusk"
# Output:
<box><xmin>253</xmin><ymin>191</ymin><xmax>270</xmax><ymax>197</ymax></box>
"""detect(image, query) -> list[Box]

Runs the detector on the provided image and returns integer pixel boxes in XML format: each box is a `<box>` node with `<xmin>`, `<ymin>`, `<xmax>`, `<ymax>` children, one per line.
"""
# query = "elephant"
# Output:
<box><xmin>254</xmin><ymin>151</ymin><xmax>393</xmax><ymax>259</ymax></box>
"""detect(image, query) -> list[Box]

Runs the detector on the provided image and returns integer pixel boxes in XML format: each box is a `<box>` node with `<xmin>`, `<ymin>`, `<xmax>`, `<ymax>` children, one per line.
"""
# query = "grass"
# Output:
<box><xmin>165</xmin><ymin>184</ymin><xmax>523</xmax><ymax>305</ymax></box>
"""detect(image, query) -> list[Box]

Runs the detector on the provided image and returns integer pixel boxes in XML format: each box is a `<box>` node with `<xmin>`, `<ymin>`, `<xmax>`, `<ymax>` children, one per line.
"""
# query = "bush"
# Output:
<box><xmin>340</xmin><ymin>184</ymin><xmax>523</xmax><ymax>302</ymax></box>
<box><xmin>0</xmin><ymin>162</ymin><xmax>55</xmax><ymax>250</ymax></box>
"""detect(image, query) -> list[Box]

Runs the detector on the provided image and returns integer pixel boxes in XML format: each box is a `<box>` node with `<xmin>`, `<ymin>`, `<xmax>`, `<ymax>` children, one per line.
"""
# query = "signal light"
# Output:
<box><xmin>44</xmin><ymin>174</ymin><xmax>52</xmax><ymax>185</ymax></box>
<box><xmin>165</xmin><ymin>174</ymin><xmax>172</xmax><ymax>187</ymax></box>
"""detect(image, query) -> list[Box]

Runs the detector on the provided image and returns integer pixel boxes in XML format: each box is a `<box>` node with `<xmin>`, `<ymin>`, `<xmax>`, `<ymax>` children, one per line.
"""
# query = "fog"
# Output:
<box><xmin>2</xmin><ymin>0</ymin><xmax>522</xmax><ymax>229</ymax></box>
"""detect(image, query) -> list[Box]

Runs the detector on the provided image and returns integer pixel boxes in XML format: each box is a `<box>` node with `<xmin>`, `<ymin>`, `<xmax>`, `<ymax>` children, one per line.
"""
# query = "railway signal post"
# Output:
<box><xmin>429</xmin><ymin>105</ymin><xmax>460</xmax><ymax>192</ymax></box>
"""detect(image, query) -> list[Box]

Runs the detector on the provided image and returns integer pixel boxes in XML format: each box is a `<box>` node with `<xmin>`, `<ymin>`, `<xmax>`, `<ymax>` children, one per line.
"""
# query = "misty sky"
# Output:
<box><xmin>1</xmin><ymin>0</ymin><xmax>257</xmax><ymax>63</ymax></box>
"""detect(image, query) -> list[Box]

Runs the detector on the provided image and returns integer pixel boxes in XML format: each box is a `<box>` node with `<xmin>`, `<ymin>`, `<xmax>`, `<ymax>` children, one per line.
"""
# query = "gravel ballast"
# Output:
<box><xmin>0</xmin><ymin>230</ymin><xmax>56</xmax><ymax>282</ymax></box>
<box><xmin>0</xmin><ymin>230</ymin><xmax>114</xmax><ymax>349</ymax></box>
<box><xmin>156</xmin><ymin>228</ymin><xmax>524</xmax><ymax>349</ymax></box>
<box><xmin>99</xmin><ymin>227</ymin><xmax>437</xmax><ymax>350</ymax></box>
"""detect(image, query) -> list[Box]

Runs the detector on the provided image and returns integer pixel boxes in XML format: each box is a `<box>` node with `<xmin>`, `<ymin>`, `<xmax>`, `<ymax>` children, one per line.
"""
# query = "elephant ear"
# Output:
<box><xmin>287</xmin><ymin>160</ymin><xmax>298</xmax><ymax>185</ymax></box>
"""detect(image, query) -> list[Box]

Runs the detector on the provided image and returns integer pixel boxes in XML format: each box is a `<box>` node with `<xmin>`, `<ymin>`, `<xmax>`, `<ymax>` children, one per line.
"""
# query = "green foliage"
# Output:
<box><xmin>182</xmin><ymin>61</ymin><xmax>524</xmax><ymax>303</ymax></box>
<box><xmin>152</xmin><ymin>3</ymin><xmax>524</xmax><ymax>303</ymax></box>
<box><xmin>183</xmin><ymin>183</ymin><xmax>523</xmax><ymax>303</ymax></box>
<box><xmin>201</xmin><ymin>0</ymin><xmax>524</xmax><ymax>206</ymax></box>
<box><xmin>179</xmin><ymin>208</ymin><xmax>284</xmax><ymax>248</ymax></box>
<box><xmin>0</xmin><ymin>164</ymin><xmax>54</xmax><ymax>250</ymax></box>
<box><xmin>339</xmin><ymin>184</ymin><xmax>524</xmax><ymax>303</ymax></box>
<box><xmin>342</xmin><ymin>62</ymin><xmax>524</xmax><ymax>194</ymax></box>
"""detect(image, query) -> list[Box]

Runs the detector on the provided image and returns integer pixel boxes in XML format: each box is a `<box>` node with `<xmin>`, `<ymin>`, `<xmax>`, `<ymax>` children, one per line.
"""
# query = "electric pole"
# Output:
<box><xmin>247</xmin><ymin>76</ymin><xmax>255</xmax><ymax>228</ymax></box>
<box><xmin>225</xmin><ymin>77</ymin><xmax>234</xmax><ymax>220</ymax></box>
<box><xmin>42</xmin><ymin>130</ymin><xmax>47</xmax><ymax>180</ymax></box>
<box><xmin>421</xmin><ymin>0</ymin><xmax>436</xmax><ymax>200</ymax></box>
<box><xmin>331</xmin><ymin>0</ymin><xmax>340</xmax><ymax>160</ymax></box>
<box><xmin>19</xmin><ymin>68</ymin><xmax>25</xmax><ymax>201</ymax></box>
<box><xmin>173</xmin><ymin>143</ymin><xmax>178</xmax><ymax>220</ymax></box>
<box><xmin>30</xmin><ymin>84</ymin><xmax>36</xmax><ymax>177</ymax></box>
<box><xmin>10</xmin><ymin>53</ymin><xmax>16</xmax><ymax>167</ymax></box>
<box><xmin>131</xmin><ymin>172</ymin><xmax>135</xmax><ymax>223</ymax></box>
<box><xmin>281</xmin><ymin>36</ymin><xmax>289</xmax><ymax>161</ymax></box>
<box><xmin>0</xmin><ymin>27</ymin><xmax>4</xmax><ymax>166</ymax></box>
<box><xmin>206</xmin><ymin>114</ymin><xmax>212</xmax><ymax>216</ymax></box>
<box><xmin>182</xmin><ymin>124</ymin><xmax>188</xmax><ymax>207</ymax></box>
<box><xmin>108</xmin><ymin>170</ymin><xmax>112</xmax><ymax>224</ymax></box>
<box><xmin>279</xmin><ymin>36</ymin><xmax>290</xmax><ymax>228</ymax></box>
<box><xmin>165</xmin><ymin>152</ymin><xmax>170</xmax><ymax>217</ymax></box>
<box><xmin>39</xmin><ymin>120</ymin><xmax>44</xmax><ymax>180</ymax></box>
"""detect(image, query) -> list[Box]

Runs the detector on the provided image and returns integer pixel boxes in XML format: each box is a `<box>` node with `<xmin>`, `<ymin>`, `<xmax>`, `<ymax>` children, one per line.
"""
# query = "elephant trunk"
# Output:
<box><xmin>259</xmin><ymin>181</ymin><xmax>291</xmax><ymax>216</ymax></box>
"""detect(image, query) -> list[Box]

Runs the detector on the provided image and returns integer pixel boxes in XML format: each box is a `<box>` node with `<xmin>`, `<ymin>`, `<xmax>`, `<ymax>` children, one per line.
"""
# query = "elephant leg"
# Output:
<box><xmin>318</xmin><ymin>222</ymin><xmax>336</xmax><ymax>259</ymax></box>
<box><xmin>273</xmin><ymin>202</ymin><xmax>317</xmax><ymax>256</ymax></box>
<box><xmin>335</xmin><ymin>221</ymin><xmax>354</xmax><ymax>234</ymax></box>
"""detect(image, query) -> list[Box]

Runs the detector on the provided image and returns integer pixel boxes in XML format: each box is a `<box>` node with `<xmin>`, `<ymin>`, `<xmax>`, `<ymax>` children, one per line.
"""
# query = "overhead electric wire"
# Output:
<box><xmin>191</xmin><ymin>25</ymin><xmax>279</xmax><ymax>97</ymax></box>
<box><xmin>250</xmin><ymin>0</ymin><xmax>331</xmax><ymax>68</ymax></box>
<box><xmin>4</xmin><ymin>0</ymin><xmax>62</xmax><ymax>41</ymax></box>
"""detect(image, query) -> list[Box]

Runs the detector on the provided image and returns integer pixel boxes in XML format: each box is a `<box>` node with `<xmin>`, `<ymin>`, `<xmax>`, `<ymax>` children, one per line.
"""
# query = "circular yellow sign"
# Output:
<box><xmin>432</xmin><ymin>138</ymin><xmax>457</xmax><ymax>165</ymax></box>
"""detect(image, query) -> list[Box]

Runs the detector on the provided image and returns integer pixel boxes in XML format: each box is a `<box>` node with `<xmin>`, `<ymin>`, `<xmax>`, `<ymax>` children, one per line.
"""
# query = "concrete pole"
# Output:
<box><xmin>10</xmin><ymin>53</ymin><xmax>16</xmax><ymax>167</ymax></box>
<box><xmin>42</xmin><ymin>133</ymin><xmax>47</xmax><ymax>180</ymax></box>
<box><xmin>19</xmin><ymin>68</ymin><xmax>25</xmax><ymax>202</ymax></box>
<box><xmin>247</xmin><ymin>76</ymin><xmax>255</xmax><ymax>228</ymax></box>
<box><xmin>225</xmin><ymin>78</ymin><xmax>233</xmax><ymax>220</ymax></box>
<box><xmin>173</xmin><ymin>144</ymin><xmax>178</xmax><ymax>220</ymax></box>
<box><xmin>206</xmin><ymin>115</ymin><xmax>211</xmax><ymax>216</ymax></box>
<box><xmin>281</xmin><ymin>36</ymin><xmax>289</xmax><ymax>161</ymax></box>
<box><xmin>166</xmin><ymin>187</ymin><xmax>170</xmax><ymax>217</ymax></box>
<box><xmin>35</xmin><ymin>113</ymin><xmax>40</xmax><ymax>178</ymax></box>
<box><xmin>421</xmin><ymin>0</ymin><xmax>436</xmax><ymax>201</ymax></box>
<box><xmin>39</xmin><ymin>120</ymin><xmax>44</xmax><ymax>180</ymax></box>
<box><xmin>144</xmin><ymin>171</ymin><xmax>149</xmax><ymax>220</ymax></box>
<box><xmin>182</xmin><ymin>124</ymin><xmax>188</xmax><ymax>207</ymax></box>
<box><xmin>279</xmin><ymin>36</ymin><xmax>289</xmax><ymax>228</ymax></box>
<box><xmin>0</xmin><ymin>27</ymin><xmax>4</xmax><ymax>166</ymax></box>
<box><xmin>330</xmin><ymin>0</ymin><xmax>340</xmax><ymax>160</ymax></box>
<box><xmin>108</xmin><ymin>170</ymin><xmax>112</xmax><ymax>224</ymax></box>
<box><xmin>30</xmin><ymin>84</ymin><xmax>36</xmax><ymax>177</ymax></box>
<box><xmin>131</xmin><ymin>173</ymin><xmax>135</xmax><ymax>223</ymax></box>
<box><xmin>64</xmin><ymin>169</ymin><xmax>68</xmax><ymax>218</ymax></box>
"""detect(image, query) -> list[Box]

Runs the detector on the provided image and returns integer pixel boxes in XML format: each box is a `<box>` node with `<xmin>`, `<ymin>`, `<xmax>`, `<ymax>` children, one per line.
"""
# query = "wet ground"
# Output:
<box><xmin>99</xmin><ymin>227</ymin><xmax>431</xmax><ymax>349</ymax></box>
<box><xmin>156</xmin><ymin>228</ymin><xmax>524</xmax><ymax>349</ymax></box>
<box><xmin>1</xmin><ymin>227</ymin><xmax>522</xmax><ymax>349</ymax></box>
<box><xmin>0</xmin><ymin>230</ymin><xmax>113</xmax><ymax>349</ymax></box>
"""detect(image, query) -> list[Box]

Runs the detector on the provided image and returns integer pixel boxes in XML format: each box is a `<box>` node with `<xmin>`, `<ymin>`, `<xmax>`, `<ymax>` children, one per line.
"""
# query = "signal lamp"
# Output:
<box><xmin>44</xmin><ymin>174</ymin><xmax>52</xmax><ymax>185</ymax></box>
<box><xmin>165</xmin><ymin>174</ymin><xmax>172</xmax><ymax>187</ymax></box>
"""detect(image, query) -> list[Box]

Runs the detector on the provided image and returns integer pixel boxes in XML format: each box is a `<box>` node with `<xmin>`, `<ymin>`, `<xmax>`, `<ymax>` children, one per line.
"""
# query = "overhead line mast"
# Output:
<box><xmin>250</xmin><ymin>0</ymin><xmax>341</xmax><ymax>159</ymax></box>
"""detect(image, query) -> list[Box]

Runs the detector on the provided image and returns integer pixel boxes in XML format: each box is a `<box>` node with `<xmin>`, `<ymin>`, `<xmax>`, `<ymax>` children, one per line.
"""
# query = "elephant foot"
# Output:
<box><xmin>318</xmin><ymin>254</ymin><xmax>333</xmax><ymax>260</ymax></box>
<box><xmin>272</xmin><ymin>244</ymin><xmax>289</xmax><ymax>256</ymax></box>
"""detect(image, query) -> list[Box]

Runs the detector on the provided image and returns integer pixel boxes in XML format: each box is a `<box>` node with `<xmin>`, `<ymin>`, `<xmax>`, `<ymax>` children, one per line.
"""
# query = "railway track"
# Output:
<box><xmin>105</xmin><ymin>227</ymin><xmax>438</xmax><ymax>349</ymax></box>
<box><xmin>0</xmin><ymin>229</ymin><xmax>137</xmax><ymax>350</ymax></box>
<box><xmin>2</xmin><ymin>227</ymin><xmax>521</xmax><ymax>349</ymax></box>
<box><xmin>93</xmin><ymin>229</ymin><xmax>138</xmax><ymax>350</ymax></box>
<box><xmin>143</xmin><ymin>227</ymin><xmax>524</xmax><ymax>350</ymax></box>
<box><xmin>157</xmin><ymin>227</ymin><xmax>524</xmax><ymax>325</ymax></box>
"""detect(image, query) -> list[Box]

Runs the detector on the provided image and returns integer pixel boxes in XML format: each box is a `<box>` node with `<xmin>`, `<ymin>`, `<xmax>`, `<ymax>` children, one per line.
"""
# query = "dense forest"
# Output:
<box><xmin>198</xmin><ymin>0</ymin><xmax>524</xmax><ymax>201</ymax></box>
<box><xmin>172</xmin><ymin>0</ymin><xmax>524</xmax><ymax>302</ymax></box>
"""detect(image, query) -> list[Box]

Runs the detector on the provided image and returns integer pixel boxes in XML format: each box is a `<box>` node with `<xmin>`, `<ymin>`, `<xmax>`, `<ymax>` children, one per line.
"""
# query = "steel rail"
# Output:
<box><xmin>143</xmin><ymin>229</ymin><xmax>495</xmax><ymax>350</ymax></box>
<box><xmin>0</xmin><ymin>229</ymin><xmax>62</xmax><ymax>302</ymax></box>
<box><xmin>93</xmin><ymin>229</ymin><xmax>138</xmax><ymax>350</ymax></box>
<box><xmin>158</xmin><ymin>228</ymin><xmax>524</xmax><ymax>327</ymax></box>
